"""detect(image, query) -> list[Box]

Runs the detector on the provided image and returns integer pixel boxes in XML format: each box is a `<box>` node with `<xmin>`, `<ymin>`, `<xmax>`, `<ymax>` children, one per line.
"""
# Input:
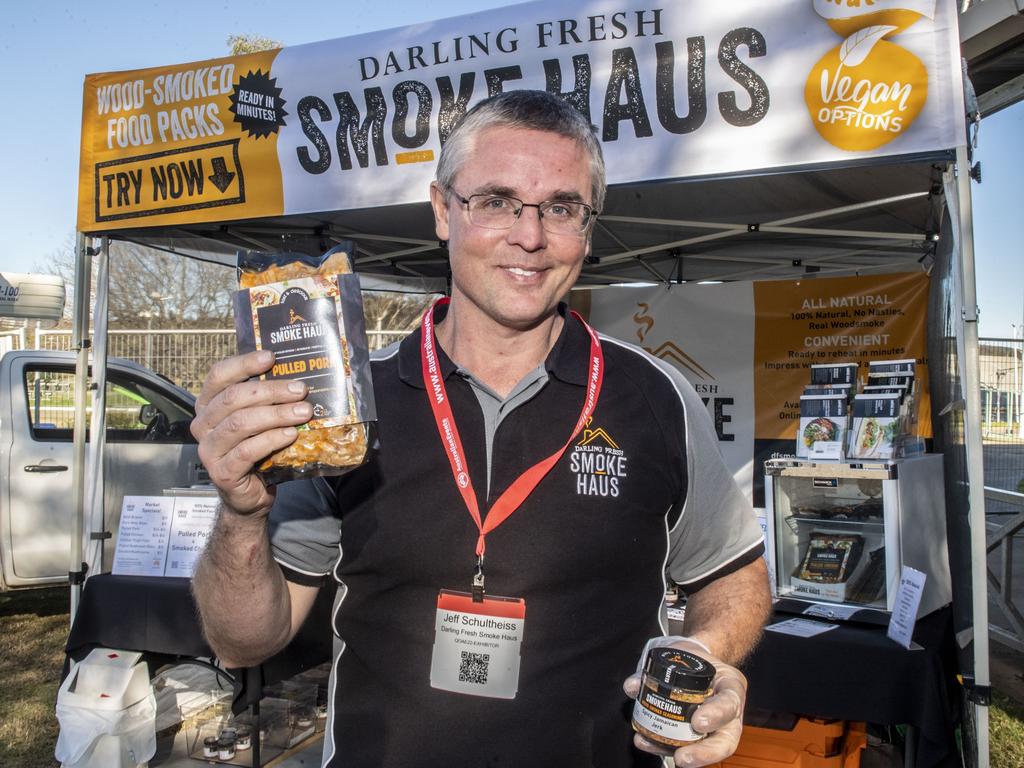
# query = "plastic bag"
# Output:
<box><xmin>233</xmin><ymin>242</ymin><xmax>377</xmax><ymax>483</ymax></box>
<box><xmin>55</xmin><ymin>691</ymin><xmax>157</xmax><ymax>768</ymax></box>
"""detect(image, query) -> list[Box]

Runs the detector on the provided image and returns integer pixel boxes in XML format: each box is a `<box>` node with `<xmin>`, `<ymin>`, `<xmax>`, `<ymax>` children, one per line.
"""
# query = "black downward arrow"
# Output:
<box><xmin>208</xmin><ymin>157</ymin><xmax>236</xmax><ymax>193</ymax></box>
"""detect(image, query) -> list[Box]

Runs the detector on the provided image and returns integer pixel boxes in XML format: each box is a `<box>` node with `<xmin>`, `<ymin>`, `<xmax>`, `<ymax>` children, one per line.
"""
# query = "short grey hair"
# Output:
<box><xmin>435</xmin><ymin>90</ymin><xmax>606</xmax><ymax>212</ymax></box>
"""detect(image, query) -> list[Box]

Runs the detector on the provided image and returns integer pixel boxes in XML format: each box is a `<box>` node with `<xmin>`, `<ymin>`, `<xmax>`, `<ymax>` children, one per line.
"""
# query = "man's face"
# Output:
<box><xmin>430</xmin><ymin>126</ymin><xmax>593</xmax><ymax>332</ymax></box>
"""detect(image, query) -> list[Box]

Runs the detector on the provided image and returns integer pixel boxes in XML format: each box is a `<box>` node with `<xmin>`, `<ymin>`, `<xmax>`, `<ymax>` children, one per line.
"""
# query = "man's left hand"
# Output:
<box><xmin>623</xmin><ymin>639</ymin><xmax>747</xmax><ymax>767</ymax></box>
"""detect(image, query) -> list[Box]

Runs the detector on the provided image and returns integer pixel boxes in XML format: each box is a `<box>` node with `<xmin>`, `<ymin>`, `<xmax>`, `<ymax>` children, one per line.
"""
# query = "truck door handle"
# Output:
<box><xmin>24</xmin><ymin>464</ymin><xmax>69</xmax><ymax>473</ymax></box>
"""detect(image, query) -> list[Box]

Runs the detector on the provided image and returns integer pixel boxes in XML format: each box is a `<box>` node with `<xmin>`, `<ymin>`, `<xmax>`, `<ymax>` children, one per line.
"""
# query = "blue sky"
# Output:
<box><xmin>1</xmin><ymin>1</ymin><xmax>1020</xmax><ymax>338</ymax></box>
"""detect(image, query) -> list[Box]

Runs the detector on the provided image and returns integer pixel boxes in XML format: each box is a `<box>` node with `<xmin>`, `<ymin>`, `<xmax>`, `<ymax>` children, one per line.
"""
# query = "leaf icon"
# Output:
<box><xmin>838</xmin><ymin>25</ymin><xmax>899</xmax><ymax>67</ymax></box>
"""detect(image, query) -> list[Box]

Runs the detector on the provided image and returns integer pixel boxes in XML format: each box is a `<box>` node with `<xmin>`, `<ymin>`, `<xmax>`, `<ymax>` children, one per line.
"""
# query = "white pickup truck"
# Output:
<box><xmin>0</xmin><ymin>350</ymin><xmax>205</xmax><ymax>589</ymax></box>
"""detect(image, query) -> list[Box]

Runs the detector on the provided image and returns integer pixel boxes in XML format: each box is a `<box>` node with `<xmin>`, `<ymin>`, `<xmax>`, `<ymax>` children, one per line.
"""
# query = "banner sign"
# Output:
<box><xmin>77</xmin><ymin>0</ymin><xmax>964</xmax><ymax>232</ymax></box>
<box><xmin>581</xmin><ymin>272</ymin><xmax>930</xmax><ymax>505</ymax></box>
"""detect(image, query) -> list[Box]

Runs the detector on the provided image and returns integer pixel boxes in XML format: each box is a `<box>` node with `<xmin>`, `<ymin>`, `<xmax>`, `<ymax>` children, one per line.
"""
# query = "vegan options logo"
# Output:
<box><xmin>805</xmin><ymin>0</ymin><xmax>934</xmax><ymax>151</ymax></box>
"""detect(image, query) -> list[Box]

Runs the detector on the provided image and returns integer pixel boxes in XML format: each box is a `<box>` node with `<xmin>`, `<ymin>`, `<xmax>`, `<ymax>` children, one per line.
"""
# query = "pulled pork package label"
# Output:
<box><xmin>255</xmin><ymin>283</ymin><xmax>350</xmax><ymax>422</ymax></box>
<box><xmin>796</xmin><ymin>532</ymin><xmax>864</xmax><ymax>584</ymax></box>
<box><xmin>233</xmin><ymin>243</ymin><xmax>376</xmax><ymax>483</ymax></box>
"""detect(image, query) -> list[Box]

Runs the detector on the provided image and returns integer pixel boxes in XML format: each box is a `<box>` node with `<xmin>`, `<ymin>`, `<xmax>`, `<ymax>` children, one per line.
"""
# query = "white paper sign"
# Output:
<box><xmin>113</xmin><ymin>495</ymin><xmax>218</xmax><ymax>578</ymax></box>
<box><xmin>163</xmin><ymin>497</ymin><xmax>219</xmax><ymax>578</ymax></box>
<box><xmin>112</xmin><ymin>496</ymin><xmax>175</xmax><ymax>576</ymax></box>
<box><xmin>764</xmin><ymin>618</ymin><xmax>840</xmax><ymax>638</ymax></box>
<box><xmin>887</xmin><ymin>565</ymin><xmax>926</xmax><ymax>648</ymax></box>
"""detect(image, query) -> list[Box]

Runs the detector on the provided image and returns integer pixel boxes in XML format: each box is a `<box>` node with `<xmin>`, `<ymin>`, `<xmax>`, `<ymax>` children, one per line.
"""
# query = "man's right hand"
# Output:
<box><xmin>190</xmin><ymin>350</ymin><xmax>311</xmax><ymax>516</ymax></box>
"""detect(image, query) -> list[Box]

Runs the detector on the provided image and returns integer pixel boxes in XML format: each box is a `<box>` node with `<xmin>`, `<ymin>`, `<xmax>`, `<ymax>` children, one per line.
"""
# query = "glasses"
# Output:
<box><xmin>449</xmin><ymin>190</ymin><xmax>597</xmax><ymax>235</ymax></box>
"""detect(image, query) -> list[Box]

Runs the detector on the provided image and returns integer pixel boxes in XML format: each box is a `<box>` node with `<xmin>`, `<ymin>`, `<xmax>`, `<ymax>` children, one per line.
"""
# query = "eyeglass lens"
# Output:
<box><xmin>465</xmin><ymin>195</ymin><xmax>591</xmax><ymax>233</ymax></box>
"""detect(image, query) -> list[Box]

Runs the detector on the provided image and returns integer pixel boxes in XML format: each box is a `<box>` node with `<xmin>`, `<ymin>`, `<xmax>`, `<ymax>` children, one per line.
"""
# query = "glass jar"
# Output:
<box><xmin>631</xmin><ymin>647</ymin><xmax>715</xmax><ymax>747</ymax></box>
<box><xmin>235</xmin><ymin>725</ymin><xmax>252</xmax><ymax>751</ymax></box>
<box><xmin>216</xmin><ymin>735</ymin><xmax>236</xmax><ymax>760</ymax></box>
<box><xmin>202</xmin><ymin>735</ymin><xmax>219</xmax><ymax>758</ymax></box>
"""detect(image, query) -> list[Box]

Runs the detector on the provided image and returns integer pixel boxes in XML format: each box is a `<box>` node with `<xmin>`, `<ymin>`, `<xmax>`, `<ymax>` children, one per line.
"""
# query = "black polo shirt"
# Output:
<box><xmin>270</xmin><ymin>308</ymin><xmax>763</xmax><ymax>768</ymax></box>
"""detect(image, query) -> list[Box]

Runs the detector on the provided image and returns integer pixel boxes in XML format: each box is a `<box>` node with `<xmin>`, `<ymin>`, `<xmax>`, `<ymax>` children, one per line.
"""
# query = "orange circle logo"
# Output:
<box><xmin>805</xmin><ymin>30</ymin><xmax>928</xmax><ymax>151</ymax></box>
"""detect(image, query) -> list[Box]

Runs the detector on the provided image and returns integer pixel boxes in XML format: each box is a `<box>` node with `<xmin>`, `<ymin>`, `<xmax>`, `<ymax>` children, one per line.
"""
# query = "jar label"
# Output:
<box><xmin>632</xmin><ymin>690</ymin><xmax>702</xmax><ymax>743</ymax></box>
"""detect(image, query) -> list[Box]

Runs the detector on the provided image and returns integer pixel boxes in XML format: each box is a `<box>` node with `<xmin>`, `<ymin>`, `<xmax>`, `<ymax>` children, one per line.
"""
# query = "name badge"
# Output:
<box><xmin>429</xmin><ymin>589</ymin><xmax>526</xmax><ymax>699</ymax></box>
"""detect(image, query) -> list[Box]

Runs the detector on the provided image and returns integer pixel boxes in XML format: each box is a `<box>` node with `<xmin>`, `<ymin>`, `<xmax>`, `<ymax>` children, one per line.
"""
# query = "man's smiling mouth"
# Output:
<box><xmin>504</xmin><ymin>266</ymin><xmax>543</xmax><ymax>277</ymax></box>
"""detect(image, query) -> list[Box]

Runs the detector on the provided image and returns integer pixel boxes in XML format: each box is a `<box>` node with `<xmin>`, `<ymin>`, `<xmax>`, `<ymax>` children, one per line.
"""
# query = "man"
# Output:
<box><xmin>191</xmin><ymin>90</ymin><xmax>770</xmax><ymax>767</ymax></box>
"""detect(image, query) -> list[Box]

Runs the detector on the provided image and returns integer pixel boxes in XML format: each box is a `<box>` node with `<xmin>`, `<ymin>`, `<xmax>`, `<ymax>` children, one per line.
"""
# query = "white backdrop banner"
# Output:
<box><xmin>583</xmin><ymin>283</ymin><xmax>757</xmax><ymax>498</ymax></box>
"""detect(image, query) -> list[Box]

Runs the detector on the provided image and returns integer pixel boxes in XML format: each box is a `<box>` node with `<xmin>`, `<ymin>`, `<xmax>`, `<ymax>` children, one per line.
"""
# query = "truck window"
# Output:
<box><xmin>24</xmin><ymin>367</ymin><xmax>195</xmax><ymax>443</ymax></box>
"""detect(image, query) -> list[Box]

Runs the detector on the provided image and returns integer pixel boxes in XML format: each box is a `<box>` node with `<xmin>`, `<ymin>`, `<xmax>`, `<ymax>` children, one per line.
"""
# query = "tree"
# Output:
<box><xmin>362</xmin><ymin>291</ymin><xmax>440</xmax><ymax>349</ymax></box>
<box><xmin>39</xmin><ymin>238</ymin><xmax>235</xmax><ymax>330</ymax></box>
<box><xmin>227</xmin><ymin>34</ymin><xmax>283</xmax><ymax>55</ymax></box>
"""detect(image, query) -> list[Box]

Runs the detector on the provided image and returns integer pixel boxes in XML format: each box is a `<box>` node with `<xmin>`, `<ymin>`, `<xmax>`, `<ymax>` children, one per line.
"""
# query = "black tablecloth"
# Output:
<box><xmin>743</xmin><ymin>609</ymin><xmax>959</xmax><ymax>767</ymax></box>
<box><xmin>65</xmin><ymin>573</ymin><xmax>334</xmax><ymax>712</ymax></box>
<box><xmin>69</xmin><ymin>578</ymin><xmax>958</xmax><ymax>765</ymax></box>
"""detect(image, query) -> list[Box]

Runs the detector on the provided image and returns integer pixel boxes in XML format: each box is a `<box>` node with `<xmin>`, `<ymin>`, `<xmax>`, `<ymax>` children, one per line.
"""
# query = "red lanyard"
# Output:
<box><xmin>421</xmin><ymin>298</ymin><xmax>604</xmax><ymax>566</ymax></box>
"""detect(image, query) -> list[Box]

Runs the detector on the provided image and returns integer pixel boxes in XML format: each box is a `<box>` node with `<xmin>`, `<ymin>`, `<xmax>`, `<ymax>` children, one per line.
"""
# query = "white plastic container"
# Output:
<box><xmin>55</xmin><ymin>648</ymin><xmax>156</xmax><ymax>768</ymax></box>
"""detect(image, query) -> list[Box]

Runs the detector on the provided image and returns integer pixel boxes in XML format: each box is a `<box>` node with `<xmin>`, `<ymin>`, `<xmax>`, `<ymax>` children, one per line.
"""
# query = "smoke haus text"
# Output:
<box><xmin>295</xmin><ymin>9</ymin><xmax>770</xmax><ymax>174</ymax></box>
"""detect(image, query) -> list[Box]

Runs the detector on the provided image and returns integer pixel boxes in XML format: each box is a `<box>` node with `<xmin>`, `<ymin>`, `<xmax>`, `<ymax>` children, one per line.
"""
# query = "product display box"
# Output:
<box><xmin>796</xmin><ymin>395</ymin><xmax>848</xmax><ymax>460</ymax></box>
<box><xmin>181</xmin><ymin>681</ymin><xmax>320</xmax><ymax>765</ymax></box>
<box><xmin>764</xmin><ymin>455</ymin><xmax>951</xmax><ymax>623</ymax></box>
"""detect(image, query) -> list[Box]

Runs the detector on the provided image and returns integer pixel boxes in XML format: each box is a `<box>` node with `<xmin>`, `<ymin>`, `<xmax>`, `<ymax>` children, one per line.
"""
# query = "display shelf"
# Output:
<box><xmin>785</xmin><ymin>515</ymin><xmax>884</xmax><ymax>532</ymax></box>
<box><xmin>765</xmin><ymin>455</ymin><xmax>950</xmax><ymax>622</ymax></box>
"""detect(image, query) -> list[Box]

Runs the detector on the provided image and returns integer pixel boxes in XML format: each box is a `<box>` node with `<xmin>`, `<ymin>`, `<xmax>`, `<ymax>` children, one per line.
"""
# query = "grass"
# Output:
<box><xmin>1</xmin><ymin>588</ymin><xmax>1022</xmax><ymax>766</ymax></box>
<box><xmin>992</xmin><ymin>690</ymin><xmax>1024</xmax><ymax>768</ymax></box>
<box><xmin>0</xmin><ymin>587</ymin><xmax>66</xmax><ymax>768</ymax></box>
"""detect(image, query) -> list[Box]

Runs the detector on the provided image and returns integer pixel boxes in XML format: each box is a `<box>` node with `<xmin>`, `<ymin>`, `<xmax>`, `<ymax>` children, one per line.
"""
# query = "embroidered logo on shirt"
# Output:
<box><xmin>570</xmin><ymin>419</ymin><xmax>628</xmax><ymax>497</ymax></box>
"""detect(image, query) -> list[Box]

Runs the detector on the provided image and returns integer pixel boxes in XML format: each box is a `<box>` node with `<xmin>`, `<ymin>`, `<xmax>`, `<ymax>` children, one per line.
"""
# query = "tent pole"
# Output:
<box><xmin>84</xmin><ymin>239</ymin><xmax>110</xmax><ymax>579</ymax></box>
<box><xmin>954</xmin><ymin>143</ymin><xmax>990</xmax><ymax>767</ymax></box>
<box><xmin>69</xmin><ymin>233</ymin><xmax>93</xmax><ymax>623</ymax></box>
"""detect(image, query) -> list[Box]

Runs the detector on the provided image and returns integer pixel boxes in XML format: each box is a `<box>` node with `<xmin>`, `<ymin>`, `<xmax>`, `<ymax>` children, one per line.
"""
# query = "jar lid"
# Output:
<box><xmin>217</xmin><ymin>735</ymin><xmax>237</xmax><ymax>747</ymax></box>
<box><xmin>203</xmin><ymin>736</ymin><xmax>219</xmax><ymax>746</ymax></box>
<box><xmin>643</xmin><ymin>647</ymin><xmax>716</xmax><ymax>692</ymax></box>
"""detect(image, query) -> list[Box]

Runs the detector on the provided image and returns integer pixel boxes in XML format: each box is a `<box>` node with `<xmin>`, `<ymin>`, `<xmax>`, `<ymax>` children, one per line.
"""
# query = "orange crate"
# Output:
<box><xmin>710</xmin><ymin>718</ymin><xmax>866</xmax><ymax>768</ymax></box>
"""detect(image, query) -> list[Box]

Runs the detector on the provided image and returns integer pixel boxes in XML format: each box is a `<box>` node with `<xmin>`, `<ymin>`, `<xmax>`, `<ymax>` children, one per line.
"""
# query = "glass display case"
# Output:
<box><xmin>764</xmin><ymin>454</ymin><xmax>950</xmax><ymax>623</ymax></box>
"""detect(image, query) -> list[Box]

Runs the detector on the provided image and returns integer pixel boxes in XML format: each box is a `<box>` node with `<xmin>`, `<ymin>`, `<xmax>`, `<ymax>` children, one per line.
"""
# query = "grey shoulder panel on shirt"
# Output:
<box><xmin>269</xmin><ymin>475</ymin><xmax>342</xmax><ymax>577</ymax></box>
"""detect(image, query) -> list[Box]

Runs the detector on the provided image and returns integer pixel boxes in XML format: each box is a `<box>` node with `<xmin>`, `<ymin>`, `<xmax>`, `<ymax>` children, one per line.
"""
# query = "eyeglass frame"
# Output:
<box><xmin>446</xmin><ymin>188</ymin><xmax>599</xmax><ymax>235</ymax></box>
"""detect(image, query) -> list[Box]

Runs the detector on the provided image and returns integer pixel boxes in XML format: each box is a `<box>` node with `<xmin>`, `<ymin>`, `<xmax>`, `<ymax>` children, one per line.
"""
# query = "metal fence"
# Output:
<box><xmin>979</xmin><ymin>338</ymin><xmax>1024</xmax><ymax>504</ymax></box>
<box><xmin>979</xmin><ymin>338</ymin><xmax>1024</xmax><ymax>651</ymax></box>
<box><xmin>36</xmin><ymin>328</ymin><xmax>412</xmax><ymax>395</ymax></box>
<box><xmin>0</xmin><ymin>329</ymin><xmax>26</xmax><ymax>355</ymax></box>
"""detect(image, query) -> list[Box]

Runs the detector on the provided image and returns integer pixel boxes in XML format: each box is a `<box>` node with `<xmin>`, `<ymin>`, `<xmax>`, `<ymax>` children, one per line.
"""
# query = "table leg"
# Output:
<box><xmin>903</xmin><ymin>724</ymin><xmax>918</xmax><ymax>768</ymax></box>
<box><xmin>252</xmin><ymin>700</ymin><xmax>261</xmax><ymax>768</ymax></box>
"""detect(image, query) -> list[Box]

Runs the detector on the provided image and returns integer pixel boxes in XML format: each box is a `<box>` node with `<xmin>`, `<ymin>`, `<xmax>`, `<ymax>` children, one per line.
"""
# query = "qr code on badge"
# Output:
<box><xmin>458</xmin><ymin>651</ymin><xmax>490</xmax><ymax>685</ymax></box>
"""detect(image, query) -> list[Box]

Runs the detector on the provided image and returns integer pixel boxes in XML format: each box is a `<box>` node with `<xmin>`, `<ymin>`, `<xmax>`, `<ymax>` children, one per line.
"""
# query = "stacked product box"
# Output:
<box><xmin>848</xmin><ymin>394</ymin><xmax>902</xmax><ymax>460</ymax></box>
<box><xmin>798</xmin><ymin>364</ymin><xmax>858</xmax><ymax>460</ymax></box>
<box><xmin>796</xmin><ymin>360</ymin><xmax>920</xmax><ymax>461</ymax></box>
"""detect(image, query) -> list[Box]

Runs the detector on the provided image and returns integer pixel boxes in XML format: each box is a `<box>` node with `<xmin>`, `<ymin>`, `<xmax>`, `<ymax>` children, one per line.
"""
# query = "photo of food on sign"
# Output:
<box><xmin>803</xmin><ymin>417</ymin><xmax>840</xmax><ymax>449</ymax></box>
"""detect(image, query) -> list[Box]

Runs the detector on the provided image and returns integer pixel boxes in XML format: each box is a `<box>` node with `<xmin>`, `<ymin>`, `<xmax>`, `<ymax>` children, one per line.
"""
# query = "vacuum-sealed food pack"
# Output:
<box><xmin>233</xmin><ymin>243</ymin><xmax>376</xmax><ymax>483</ymax></box>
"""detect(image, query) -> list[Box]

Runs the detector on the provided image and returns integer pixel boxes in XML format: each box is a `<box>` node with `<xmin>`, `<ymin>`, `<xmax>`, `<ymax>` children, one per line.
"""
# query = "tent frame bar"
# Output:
<box><xmin>598</xmin><ymin>192</ymin><xmax>933</xmax><ymax>267</ymax></box>
<box><xmin>953</xmin><ymin>143</ymin><xmax>991</xmax><ymax>767</ymax></box>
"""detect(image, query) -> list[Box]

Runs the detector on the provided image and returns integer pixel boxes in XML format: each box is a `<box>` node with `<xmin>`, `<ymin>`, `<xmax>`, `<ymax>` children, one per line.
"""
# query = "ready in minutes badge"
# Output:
<box><xmin>229</xmin><ymin>69</ymin><xmax>288</xmax><ymax>139</ymax></box>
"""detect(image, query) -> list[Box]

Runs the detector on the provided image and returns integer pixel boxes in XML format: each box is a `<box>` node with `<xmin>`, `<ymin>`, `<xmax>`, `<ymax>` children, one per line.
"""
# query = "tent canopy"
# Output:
<box><xmin>77</xmin><ymin>0</ymin><xmax>965</xmax><ymax>284</ymax></box>
<box><xmin>109</xmin><ymin>153</ymin><xmax>948</xmax><ymax>285</ymax></box>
